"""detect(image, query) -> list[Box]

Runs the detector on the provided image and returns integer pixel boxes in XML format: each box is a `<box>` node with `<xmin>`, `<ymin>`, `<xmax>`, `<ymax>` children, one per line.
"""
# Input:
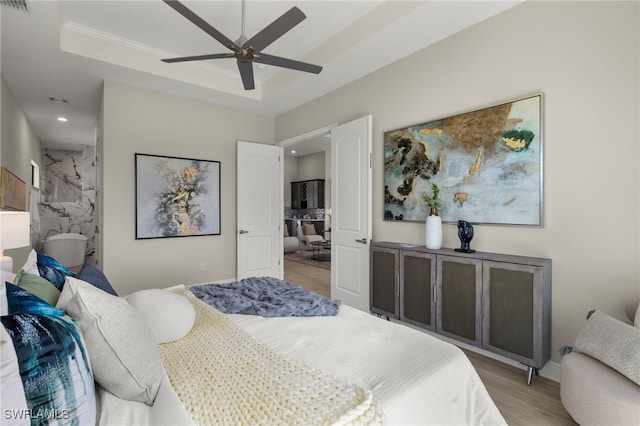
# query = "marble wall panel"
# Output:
<box><xmin>38</xmin><ymin>146</ymin><xmax>97</xmax><ymax>264</ymax></box>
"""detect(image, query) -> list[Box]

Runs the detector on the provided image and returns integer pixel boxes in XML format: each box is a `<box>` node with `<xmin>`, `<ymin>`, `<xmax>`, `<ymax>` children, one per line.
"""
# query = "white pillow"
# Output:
<box><xmin>574</xmin><ymin>310</ymin><xmax>640</xmax><ymax>386</ymax></box>
<box><xmin>20</xmin><ymin>249</ymin><xmax>39</xmax><ymax>276</ymax></box>
<box><xmin>56</xmin><ymin>277</ymin><xmax>163</xmax><ymax>405</ymax></box>
<box><xmin>125</xmin><ymin>290</ymin><xmax>195</xmax><ymax>344</ymax></box>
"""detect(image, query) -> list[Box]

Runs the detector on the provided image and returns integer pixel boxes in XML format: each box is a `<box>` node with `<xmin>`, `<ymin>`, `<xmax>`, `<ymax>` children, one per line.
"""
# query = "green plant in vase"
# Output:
<box><xmin>422</xmin><ymin>182</ymin><xmax>442</xmax><ymax>216</ymax></box>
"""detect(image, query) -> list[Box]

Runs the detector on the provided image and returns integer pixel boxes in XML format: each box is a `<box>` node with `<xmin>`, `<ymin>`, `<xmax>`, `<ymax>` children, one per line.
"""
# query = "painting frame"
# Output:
<box><xmin>383</xmin><ymin>93</ymin><xmax>544</xmax><ymax>226</ymax></box>
<box><xmin>135</xmin><ymin>153</ymin><xmax>221</xmax><ymax>239</ymax></box>
<box><xmin>0</xmin><ymin>167</ymin><xmax>27</xmax><ymax>211</ymax></box>
<box><xmin>31</xmin><ymin>160</ymin><xmax>40</xmax><ymax>189</ymax></box>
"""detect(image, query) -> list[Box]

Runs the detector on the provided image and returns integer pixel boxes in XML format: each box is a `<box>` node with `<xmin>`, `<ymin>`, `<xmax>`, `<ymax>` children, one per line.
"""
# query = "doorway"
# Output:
<box><xmin>277</xmin><ymin>116</ymin><xmax>372</xmax><ymax>311</ymax></box>
<box><xmin>279</xmin><ymin>125</ymin><xmax>335</xmax><ymax>295</ymax></box>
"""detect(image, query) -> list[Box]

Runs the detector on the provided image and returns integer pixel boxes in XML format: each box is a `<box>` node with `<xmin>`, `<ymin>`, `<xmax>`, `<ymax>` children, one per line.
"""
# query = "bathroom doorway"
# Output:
<box><xmin>39</xmin><ymin>145</ymin><xmax>99</xmax><ymax>265</ymax></box>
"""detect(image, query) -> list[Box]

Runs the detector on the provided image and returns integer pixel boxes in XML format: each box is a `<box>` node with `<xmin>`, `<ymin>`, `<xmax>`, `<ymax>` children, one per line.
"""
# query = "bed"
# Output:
<box><xmin>229</xmin><ymin>300</ymin><xmax>505</xmax><ymax>425</ymax></box>
<box><xmin>1</xmin><ymin>252</ymin><xmax>506</xmax><ymax>426</ymax></box>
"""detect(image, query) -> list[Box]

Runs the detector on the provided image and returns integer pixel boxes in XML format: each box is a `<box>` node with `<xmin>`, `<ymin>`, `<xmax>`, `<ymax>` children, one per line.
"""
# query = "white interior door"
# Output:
<box><xmin>331</xmin><ymin>115</ymin><xmax>372</xmax><ymax>312</ymax></box>
<box><xmin>237</xmin><ymin>141</ymin><xmax>283</xmax><ymax>280</ymax></box>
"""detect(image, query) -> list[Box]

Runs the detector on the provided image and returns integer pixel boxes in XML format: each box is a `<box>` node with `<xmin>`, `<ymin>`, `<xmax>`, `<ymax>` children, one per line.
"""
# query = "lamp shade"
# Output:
<box><xmin>0</xmin><ymin>211</ymin><xmax>30</xmax><ymax>249</ymax></box>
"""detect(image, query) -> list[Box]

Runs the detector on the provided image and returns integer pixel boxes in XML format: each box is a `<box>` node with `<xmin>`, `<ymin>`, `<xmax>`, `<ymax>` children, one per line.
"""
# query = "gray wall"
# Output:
<box><xmin>284</xmin><ymin>152</ymin><xmax>327</xmax><ymax>209</ymax></box>
<box><xmin>283</xmin><ymin>156</ymin><xmax>298</xmax><ymax>208</ymax></box>
<box><xmin>0</xmin><ymin>76</ymin><xmax>42</xmax><ymax>268</ymax></box>
<box><xmin>275</xmin><ymin>1</ymin><xmax>640</xmax><ymax>364</ymax></box>
<box><xmin>101</xmin><ymin>81</ymin><xmax>274</xmax><ymax>293</ymax></box>
<box><xmin>296</xmin><ymin>152</ymin><xmax>325</xmax><ymax>182</ymax></box>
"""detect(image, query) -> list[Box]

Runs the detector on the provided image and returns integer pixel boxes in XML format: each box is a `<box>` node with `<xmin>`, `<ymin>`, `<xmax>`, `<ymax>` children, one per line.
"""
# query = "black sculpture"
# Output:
<box><xmin>455</xmin><ymin>220</ymin><xmax>475</xmax><ymax>253</ymax></box>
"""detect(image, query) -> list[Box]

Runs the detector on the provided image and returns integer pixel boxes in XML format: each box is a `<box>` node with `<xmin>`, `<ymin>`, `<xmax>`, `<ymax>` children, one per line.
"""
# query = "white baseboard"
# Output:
<box><xmin>184</xmin><ymin>277</ymin><xmax>238</xmax><ymax>288</ymax></box>
<box><xmin>541</xmin><ymin>361</ymin><xmax>561</xmax><ymax>383</ymax></box>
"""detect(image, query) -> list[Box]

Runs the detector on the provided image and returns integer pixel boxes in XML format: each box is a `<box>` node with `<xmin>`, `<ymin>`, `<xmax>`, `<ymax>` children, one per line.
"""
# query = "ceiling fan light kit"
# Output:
<box><xmin>162</xmin><ymin>0</ymin><xmax>323</xmax><ymax>90</ymax></box>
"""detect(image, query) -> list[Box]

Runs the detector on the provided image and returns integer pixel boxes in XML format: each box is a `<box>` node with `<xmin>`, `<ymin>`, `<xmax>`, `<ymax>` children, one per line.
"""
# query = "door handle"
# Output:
<box><xmin>239</xmin><ymin>229</ymin><xmax>249</xmax><ymax>234</ymax></box>
<box><xmin>355</xmin><ymin>238</ymin><xmax>368</xmax><ymax>244</ymax></box>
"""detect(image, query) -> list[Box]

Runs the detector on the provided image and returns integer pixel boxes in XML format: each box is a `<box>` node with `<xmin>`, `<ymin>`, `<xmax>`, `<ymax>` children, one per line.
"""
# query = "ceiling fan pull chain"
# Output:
<box><xmin>241</xmin><ymin>0</ymin><xmax>246</xmax><ymax>39</ymax></box>
<box><xmin>236</xmin><ymin>0</ymin><xmax>248</xmax><ymax>47</ymax></box>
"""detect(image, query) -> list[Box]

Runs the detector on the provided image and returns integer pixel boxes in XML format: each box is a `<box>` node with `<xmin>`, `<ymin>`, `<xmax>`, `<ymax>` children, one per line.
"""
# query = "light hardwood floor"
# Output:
<box><xmin>284</xmin><ymin>258</ymin><xmax>577</xmax><ymax>426</ymax></box>
<box><xmin>284</xmin><ymin>257</ymin><xmax>331</xmax><ymax>298</ymax></box>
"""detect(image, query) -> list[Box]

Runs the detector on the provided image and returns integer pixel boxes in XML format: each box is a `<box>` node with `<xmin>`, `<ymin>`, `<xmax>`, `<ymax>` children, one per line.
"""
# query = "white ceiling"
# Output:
<box><xmin>1</xmin><ymin>0</ymin><xmax>521</xmax><ymax>152</ymax></box>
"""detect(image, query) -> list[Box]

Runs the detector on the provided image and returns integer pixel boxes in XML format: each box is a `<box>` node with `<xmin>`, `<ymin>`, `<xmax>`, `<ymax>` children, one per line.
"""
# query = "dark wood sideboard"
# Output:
<box><xmin>370</xmin><ymin>241</ymin><xmax>551</xmax><ymax>385</ymax></box>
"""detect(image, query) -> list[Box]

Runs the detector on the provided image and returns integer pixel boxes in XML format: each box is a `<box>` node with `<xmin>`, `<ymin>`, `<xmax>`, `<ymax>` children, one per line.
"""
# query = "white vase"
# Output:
<box><xmin>425</xmin><ymin>214</ymin><xmax>443</xmax><ymax>249</ymax></box>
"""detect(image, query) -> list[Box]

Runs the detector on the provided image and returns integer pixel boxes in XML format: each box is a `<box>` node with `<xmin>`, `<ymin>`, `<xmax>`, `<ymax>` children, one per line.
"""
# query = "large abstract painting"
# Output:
<box><xmin>384</xmin><ymin>94</ymin><xmax>543</xmax><ymax>226</ymax></box>
<box><xmin>135</xmin><ymin>153</ymin><xmax>221</xmax><ymax>239</ymax></box>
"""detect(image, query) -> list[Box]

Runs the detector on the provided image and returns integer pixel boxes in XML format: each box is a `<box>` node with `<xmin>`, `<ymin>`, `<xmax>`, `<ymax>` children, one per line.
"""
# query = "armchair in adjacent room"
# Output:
<box><xmin>296</xmin><ymin>222</ymin><xmax>323</xmax><ymax>251</ymax></box>
<box><xmin>283</xmin><ymin>222</ymin><xmax>299</xmax><ymax>253</ymax></box>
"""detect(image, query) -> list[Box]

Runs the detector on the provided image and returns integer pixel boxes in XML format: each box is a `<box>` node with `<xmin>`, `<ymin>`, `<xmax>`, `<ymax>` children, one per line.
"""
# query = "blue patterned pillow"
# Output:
<box><xmin>5</xmin><ymin>283</ymin><xmax>61</xmax><ymax>316</ymax></box>
<box><xmin>0</xmin><ymin>283</ymin><xmax>96</xmax><ymax>424</ymax></box>
<box><xmin>36</xmin><ymin>251</ymin><xmax>76</xmax><ymax>291</ymax></box>
<box><xmin>36</xmin><ymin>251</ymin><xmax>76</xmax><ymax>277</ymax></box>
<box><xmin>5</xmin><ymin>282</ymin><xmax>65</xmax><ymax>316</ymax></box>
<box><xmin>36</xmin><ymin>264</ymin><xmax>67</xmax><ymax>290</ymax></box>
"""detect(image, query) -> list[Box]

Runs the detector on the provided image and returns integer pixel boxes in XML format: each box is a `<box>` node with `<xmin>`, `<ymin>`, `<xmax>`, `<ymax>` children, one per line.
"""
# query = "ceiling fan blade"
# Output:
<box><xmin>237</xmin><ymin>60</ymin><xmax>255</xmax><ymax>90</ymax></box>
<box><xmin>243</xmin><ymin>7</ymin><xmax>305</xmax><ymax>52</ymax></box>
<box><xmin>255</xmin><ymin>53</ymin><xmax>323</xmax><ymax>74</ymax></box>
<box><xmin>163</xmin><ymin>0</ymin><xmax>240</xmax><ymax>52</ymax></box>
<box><xmin>162</xmin><ymin>53</ymin><xmax>235</xmax><ymax>63</ymax></box>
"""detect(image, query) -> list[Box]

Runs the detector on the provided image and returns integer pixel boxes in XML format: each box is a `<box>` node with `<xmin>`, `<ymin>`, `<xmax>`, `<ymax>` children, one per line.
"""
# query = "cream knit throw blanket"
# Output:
<box><xmin>161</xmin><ymin>286</ymin><xmax>385</xmax><ymax>425</ymax></box>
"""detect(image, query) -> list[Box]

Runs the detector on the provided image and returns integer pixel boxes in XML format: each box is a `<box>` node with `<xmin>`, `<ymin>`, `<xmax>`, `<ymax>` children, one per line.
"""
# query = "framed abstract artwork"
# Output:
<box><xmin>0</xmin><ymin>167</ymin><xmax>26</xmax><ymax>211</ymax></box>
<box><xmin>135</xmin><ymin>153</ymin><xmax>221</xmax><ymax>239</ymax></box>
<box><xmin>383</xmin><ymin>93</ymin><xmax>544</xmax><ymax>226</ymax></box>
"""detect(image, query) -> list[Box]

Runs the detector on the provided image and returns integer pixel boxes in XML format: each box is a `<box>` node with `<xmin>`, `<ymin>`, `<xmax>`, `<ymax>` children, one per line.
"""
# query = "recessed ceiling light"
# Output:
<box><xmin>57</xmin><ymin>117</ymin><xmax>68</xmax><ymax>122</ymax></box>
<box><xmin>291</xmin><ymin>150</ymin><xmax>296</xmax><ymax>154</ymax></box>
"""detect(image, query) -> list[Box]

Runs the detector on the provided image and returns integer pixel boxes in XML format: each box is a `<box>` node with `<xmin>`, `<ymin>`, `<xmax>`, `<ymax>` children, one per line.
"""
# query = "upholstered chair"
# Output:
<box><xmin>560</xmin><ymin>298</ymin><xmax>640</xmax><ymax>425</ymax></box>
<box><xmin>283</xmin><ymin>222</ymin><xmax>299</xmax><ymax>253</ymax></box>
<box><xmin>296</xmin><ymin>222</ymin><xmax>323</xmax><ymax>251</ymax></box>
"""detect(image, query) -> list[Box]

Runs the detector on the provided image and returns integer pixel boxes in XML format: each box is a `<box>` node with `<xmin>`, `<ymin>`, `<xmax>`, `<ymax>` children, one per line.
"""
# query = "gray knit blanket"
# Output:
<box><xmin>190</xmin><ymin>277</ymin><xmax>341</xmax><ymax>317</ymax></box>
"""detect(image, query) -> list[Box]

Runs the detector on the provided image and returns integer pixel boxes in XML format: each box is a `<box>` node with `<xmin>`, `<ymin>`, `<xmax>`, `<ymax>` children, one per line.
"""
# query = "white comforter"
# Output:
<box><xmin>96</xmin><ymin>298</ymin><xmax>505</xmax><ymax>425</ymax></box>
<box><xmin>230</xmin><ymin>305</ymin><xmax>506</xmax><ymax>426</ymax></box>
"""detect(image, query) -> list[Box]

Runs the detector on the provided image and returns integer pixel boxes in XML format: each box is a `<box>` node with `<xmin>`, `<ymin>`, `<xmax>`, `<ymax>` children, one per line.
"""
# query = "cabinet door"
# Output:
<box><xmin>370</xmin><ymin>246</ymin><xmax>399</xmax><ymax>319</ymax></box>
<box><xmin>300</xmin><ymin>181</ymin><xmax>308</xmax><ymax>208</ymax></box>
<box><xmin>437</xmin><ymin>255</ymin><xmax>482</xmax><ymax>347</ymax></box>
<box><xmin>482</xmin><ymin>261</ymin><xmax>549</xmax><ymax>368</ymax></box>
<box><xmin>316</xmin><ymin>180</ymin><xmax>325</xmax><ymax>208</ymax></box>
<box><xmin>400</xmin><ymin>251</ymin><xmax>436</xmax><ymax>331</ymax></box>
<box><xmin>291</xmin><ymin>182</ymin><xmax>300</xmax><ymax>208</ymax></box>
<box><xmin>307</xmin><ymin>181</ymin><xmax>318</xmax><ymax>208</ymax></box>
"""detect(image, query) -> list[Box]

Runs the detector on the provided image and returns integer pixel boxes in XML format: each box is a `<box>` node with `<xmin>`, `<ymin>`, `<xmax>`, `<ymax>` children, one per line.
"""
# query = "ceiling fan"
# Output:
<box><xmin>161</xmin><ymin>0</ymin><xmax>323</xmax><ymax>90</ymax></box>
